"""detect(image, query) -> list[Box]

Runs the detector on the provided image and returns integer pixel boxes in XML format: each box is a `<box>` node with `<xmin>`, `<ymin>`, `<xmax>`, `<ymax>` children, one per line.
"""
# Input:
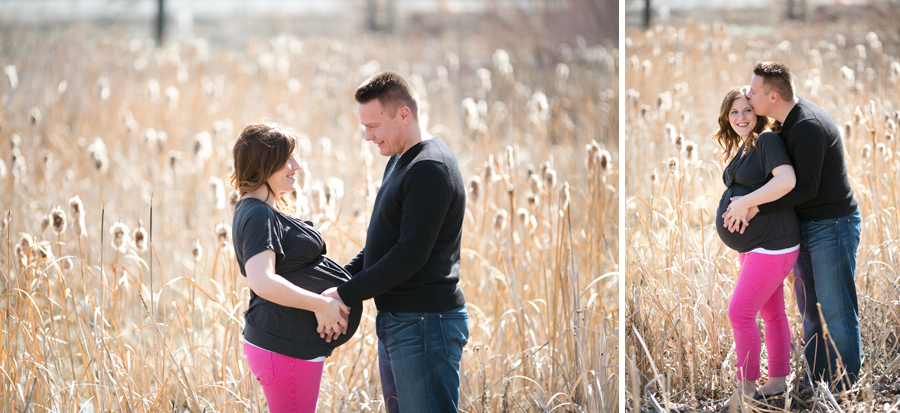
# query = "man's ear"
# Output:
<box><xmin>398</xmin><ymin>106</ymin><xmax>412</xmax><ymax>123</ymax></box>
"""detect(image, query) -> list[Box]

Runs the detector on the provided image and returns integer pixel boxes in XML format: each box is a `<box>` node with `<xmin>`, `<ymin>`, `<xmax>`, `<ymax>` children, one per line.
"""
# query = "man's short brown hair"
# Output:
<box><xmin>753</xmin><ymin>61</ymin><xmax>795</xmax><ymax>102</ymax></box>
<box><xmin>355</xmin><ymin>71</ymin><xmax>419</xmax><ymax>120</ymax></box>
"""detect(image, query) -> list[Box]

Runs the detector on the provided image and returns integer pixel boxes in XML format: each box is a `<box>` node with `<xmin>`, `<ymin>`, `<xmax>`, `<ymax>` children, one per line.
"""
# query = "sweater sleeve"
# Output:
<box><xmin>343</xmin><ymin>249</ymin><xmax>365</xmax><ymax>276</ymax></box>
<box><xmin>336</xmin><ymin>160</ymin><xmax>453</xmax><ymax>305</ymax></box>
<box><xmin>757</xmin><ymin>120</ymin><xmax>824</xmax><ymax>214</ymax></box>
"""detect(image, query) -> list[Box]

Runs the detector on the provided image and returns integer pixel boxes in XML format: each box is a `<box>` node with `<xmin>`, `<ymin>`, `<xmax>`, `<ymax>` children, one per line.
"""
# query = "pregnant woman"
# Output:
<box><xmin>713</xmin><ymin>86</ymin><xmax>801</xmax><ymax>402</ymax></box>
<box><xmin>231</xmin><ymin>122</ymin><xmax>362</xmax><ymax>412</ymax></box>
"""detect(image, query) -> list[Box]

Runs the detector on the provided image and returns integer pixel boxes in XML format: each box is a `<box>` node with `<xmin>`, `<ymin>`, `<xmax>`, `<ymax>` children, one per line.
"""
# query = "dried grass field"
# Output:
<box><xmin>0</xmin><ymin>14</ymin><xmax>617</xmax><ymax>413</ymax></box>
<box><xmin>625</xmin><ymin>20</ymin><xmax>900</xmax><ymax>413</ymax></box>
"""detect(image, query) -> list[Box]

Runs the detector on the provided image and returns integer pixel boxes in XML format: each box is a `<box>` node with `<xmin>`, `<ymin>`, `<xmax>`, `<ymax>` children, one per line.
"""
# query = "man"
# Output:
<box><xmin>725</xmin><ymin>61</ymin><xmax>861</xmax><ymax>390</ymax></box>
<box><xmin>324</xmin><ymin>71</ymin><xmax>468</xmax><ymax>412</ymax></box>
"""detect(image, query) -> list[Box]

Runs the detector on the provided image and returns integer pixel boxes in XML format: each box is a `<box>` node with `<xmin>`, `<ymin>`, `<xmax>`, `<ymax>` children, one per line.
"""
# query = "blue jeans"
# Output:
<box><xmin>376</xmin><ymin>304</ymin><xmax>469</xmax><ymax>413</ymax></box>
<box><xmin>793</xmin><ymin>208</ymin><xmax>861</xmax><ymax>390</ymax></box>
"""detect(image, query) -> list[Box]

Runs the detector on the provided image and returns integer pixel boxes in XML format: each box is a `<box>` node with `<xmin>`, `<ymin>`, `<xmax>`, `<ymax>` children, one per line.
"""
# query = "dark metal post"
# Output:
<box><xmin>156</xmin><ymin>0</ymin><xmax>165</xmax><ymax>46</ymax></box>
<box><xmin>643</xmin><ymin>0</ymin><xmax>651</xmax><ymax>30</ymax></box>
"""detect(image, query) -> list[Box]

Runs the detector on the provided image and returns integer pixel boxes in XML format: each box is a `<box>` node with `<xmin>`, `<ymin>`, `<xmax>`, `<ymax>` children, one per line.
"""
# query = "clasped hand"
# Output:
<box><xmin>317</xmin><ymin>287</ymin><xmax>349</xmax><ymax>343</ymax></box>
<box><xmin>722</xmin><ymin>195</ymin><xmax>759</xmax><ymax>234</ymax></box>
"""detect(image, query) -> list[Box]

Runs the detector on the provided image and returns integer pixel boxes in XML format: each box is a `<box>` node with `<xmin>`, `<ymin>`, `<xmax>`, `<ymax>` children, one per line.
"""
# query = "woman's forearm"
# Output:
<box><xmin>245</xmin><ymin>250</ymin><xmax>326</xmax><ymax>312</ymax></box>
<box><xmin>736</xmin><ymin>164</ymin><xmax>796</xmax><ymax>208</ymax></box>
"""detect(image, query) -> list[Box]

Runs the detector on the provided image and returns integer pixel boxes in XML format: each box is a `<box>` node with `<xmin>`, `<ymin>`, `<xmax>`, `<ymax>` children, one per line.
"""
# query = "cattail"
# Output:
<box><xmin>476</xmin><ymin>68</ymin><xmax>492</xmax><ymax>93</ymax></box>
<box><xmin>505</xmin><ymin>146</ymin><xmax>515</xmax><ymax>175</ymax></box>
<box><xmin>0</xmin><ymin>159</ymin><xmax>6</xmax><ymax>179</ymax></box>
<box><xmin>16</xmin><ymin>233</ymin><xmax>33</xmax><ymax>265</ymax></box>
<box><xmin>3</xmin><ymin>65</ymin><xmax>18</xmax><ymax>90</ymax></box>
<box><xmin>650</xmin><ymin>169</ymin><xmax>659</xmax><ymax>185</ymax></box>
<box><xmin>95</xmin><ymin>76</ymin><xmax>111</xmax><ymax>101</ymax></box>
<box><xmin>673</xmin><ymin>133</ymin><xmax>684</xmax><ymax>153</ymax></box>
<box><xmin>229</xmin><ymin>190</ymin><xmax>240</xmax><ymax>208</ymax></box>
<box><xmin>192</xmin><ymin>132</ymin><xmax>212</xmax><ymax>165</ymax></box>
<box><xmin>87</xmin><ymin>137</ymin><xmax>109</xmax><ymax>173</ymax></box>
<box><xmin>545</xmin><ymin>168</ymin><xmax>557</xmax><ymax>190</ymax></box>
<box><xmin>666</xmin><ymin>157</ymin><xmax>680</xmax><ymax>172</ymax></box>
<box><xmin>50</xmin><ymin>206</ymin><xmax>66</xmax><ymax>236</ymax></box>
<box><xmin>28</xmin><ymin>107</ymin><xmax>42</xmax><ymax>126</ymax></box>
<box><xmin>10</xmin><ymin>147</ymin><xmax>26</xmax><ymax>181</ymax></box>
<box><xmin>468</xmin><ymin>175</ymin><xmax>482</xmax><ymax>203</ymax></box>
<box><xmin>191</xmin><ymin>239</ymin><xmax>203</xmax><ymax>262</ymax></box>
<box><xmin>664</xmin><ymin>123</ymin><xmax>677</xmax><ymax>142</ymax></box>
<box><xmin>876</xmin><ymin>143</ymin><xmax>892</xmax><ymax>161</ymax></box>
<box><xmin>0</xmin><ymin>212</ymin><xmax>7</xmax><ymax>235</ymax></box>
<box><xmin>560</xmin><ymin>182</ymin><xmax>571</xmax><ymax>212</ymax></box>
<box><xmin>516</xmin><ymin>208</ymin><xmax>529</xmax><ymax>227</ymax></box>
<box><xmin>165</xmin><ymin>86</ymin><xmax>180</xmax><ymax>112</ymax></box>
<box><xmin>493</xmin><ymin>209</ymin><xmax>508</xmax><ymax>232</ymax></box>
<box><xmin>684</xmin><ymin>140</ymin><xmax>697</xmax><ymax>162</ymax></box>
<box><xmin>861</xmin><ymin>144</ymin><xmax>872</xmax><ymax>159</ymax></box>
<box><xmin>656</xmin><ymin>91</ymin><xmax>672</xmax><ymax>112</ymax></box>
<box><xmin>484</xmin><ymin>155</ymin><xmax>497</xmax><ymax>183</ymax></box>
<box><xmin>891</xmin><ymin>61</ymin><xmax>900</xmax><ymax>83</ymax></box>
<box><xmin>34</xmin><ymin>241</ymin><xmax>53</xmax><ymax>261</ymax></box>
<box><xmin>60</xmin><ymin>256</ymin><xmax>72</xmax><ymax>271</ymax></box>
<box><xmin>297</xmin><ymin>161</ymin><xmax>310</xmax><ymax>191</ymax></box>
<box><xmin>844</xmin><ymin>121</ymin><xmax>853</xmax><ymax>139</ymax></box>
<box><xmin>529</xmin><ymin>92</ymin><xmax>550</xmax><ymax>122</ymax></box>
<box><xmin>133</xmin><ymin>224</ymin><xmax>148</xmax><ymax>252</ymax></box>
<box><xmin>528</xmin><ymin>190</ymin><xmax>540</xmax><ymax>207</ymax></box>
<box><xmin>840</xmin><ymin>66</ymin><xmax>855</xmax><ymax>88</ymax></box>
<box><xmin>461</xmin><ymin>98</ymin><xmax>481</xmax><ymax>132</ymax></box>
<box><xmin>69</xmin><ymin>196</ymin><xmax>86</xmax><ymax>238</ymax></box>
<box><xmin>325</xmin><ymin>177</ymin><xmax>344</xmax><ymax>206</ymax></box>
<box><xmin>528</xmin><ymin>173</ymin><xmax>542</xmax><ymax>194</ymax></box>
<box><xmin>41</xmin><ymin>215</ymin><xmax>51</xmax><ymax>234</ymax></box>
<box><xmin>210</xmin><ymin>177</ymin><xmax>225</xmax><ymax>211</ymax></box>
<box><xmin>110</xmin><ymin>222</ymin><xmax>129</xmax><ymax>252</ymax></box>
<box><xmin>215</xmin><ymin>223</ymin><xmax>231</xmax><ymax>247</ymax></box>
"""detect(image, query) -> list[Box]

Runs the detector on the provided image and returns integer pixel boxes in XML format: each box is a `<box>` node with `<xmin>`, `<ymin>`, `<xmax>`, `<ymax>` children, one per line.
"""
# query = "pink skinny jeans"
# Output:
<box><xmin>244</xmin><ymin>342</ymin><xmax>324</xmax><ymax>412</ymax></box>
<box><xmin>728</xmin><ymin>249</ymin><xmax>799</xmax><ymax>381</ymax></box>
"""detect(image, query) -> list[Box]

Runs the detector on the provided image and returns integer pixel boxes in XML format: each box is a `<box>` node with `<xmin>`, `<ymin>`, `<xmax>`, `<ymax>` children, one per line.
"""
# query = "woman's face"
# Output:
<box><xmin>266</xmin><ymin>154</ymin><xmax>300</xmax><ymax>195</ymax></box>
<box><xmin>728</xmin><ymin>96</ymin><xmax>757</xmax><ymax>139</ymax></box>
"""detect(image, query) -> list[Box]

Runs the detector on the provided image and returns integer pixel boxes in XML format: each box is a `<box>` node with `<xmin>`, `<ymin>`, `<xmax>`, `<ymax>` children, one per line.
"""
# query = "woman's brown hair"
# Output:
<box><xmin>712</xmin><ymin>86</ymin><xmax>772</xmax><ymax>163</ymax></box>
<box><xmin>231</xmin><ymin>122</ymin><xmax>297</xmax><ymax>213</ymax></box>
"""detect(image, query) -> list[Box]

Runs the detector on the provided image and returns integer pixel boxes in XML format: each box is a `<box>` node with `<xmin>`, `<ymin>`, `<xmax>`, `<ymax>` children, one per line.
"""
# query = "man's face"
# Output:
<box><xmin>358</xmin><ymin>99</ymin><xmax>408</xmax><ymax>157</ymax></box>
<box><xmin>747</xmin><ymin>74</ymin><xmax>771</xmax><ymax>116</ymax></box>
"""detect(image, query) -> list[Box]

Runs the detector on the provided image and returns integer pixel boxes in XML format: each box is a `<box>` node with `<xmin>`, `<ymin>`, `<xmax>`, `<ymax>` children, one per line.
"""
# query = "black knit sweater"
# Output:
<box><xmin>757</xmin><ymin>97</ymin><xmax>858</xmax><ymax>221</ymax></box>
<box><xmin>337</xmin><ymin>137</ymin><xmax>466</xmax><ymax>313</ymax></box>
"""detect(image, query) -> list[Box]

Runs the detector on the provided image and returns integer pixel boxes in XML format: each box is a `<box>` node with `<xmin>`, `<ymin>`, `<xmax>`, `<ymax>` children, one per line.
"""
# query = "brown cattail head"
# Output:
<box><xmin>51</xmin><ymin>206</ymin><xmax>66</xmax><ymax>236</ymax></box>
<box><xmin>468</xmin><ymin>175</ymin><xmax>482</xmax><ymax>203</ymax></box>
<box><xmin>230</xmin><ymin>190</ymin><xmax>240</xmax><ymax>208</ymax></box>
<box><xmin>16</xmin><ymin>233</ymin><xmax>33</xmax><ymax>265</ymax></box>
<box><xmin>133</xmin><ymin>224</ymin><xmax>148</xmax><ymax>252</ymax></box>
<box><xmin>87</xmin><ymin>137</ymin><xmax>109</xmax><ymax>173</ymax></box>
<box><xmin>493</xmin><ymin>209</ymin><xmax>508</xmax><ymax>232</ymax></box>
<box><xmin>215</xmin><ymin>223</ymin><xmax>231</xmax><ymax>247</ymax></box>
<box><xmin>210</xmin><ymin>177</ymin><xmax>225</xmax><ymax>211</ymax></box>
<box><xmin>41</xmin><ymin>215</ymin><xmax>51</xmax><ymax>234</ymax></box>
<box><xmin>684</xmin><ymin>140</ymin><xmax>697</xmax><ymax>162</ymax></box>
<box><xmin>34</xmin><ymin>240</ymin><xmax>53</xmax><ymax>261</ymax></box>
<box><xmin>191</xmin><ymin>239</ymin><xmax>203</xmax><ymax>262</ymax></box>
<box><xmin>560</xmin><ymin>182</ymin><xmax>571</xmax><ymax>212</ymax></box>
<box><xmin>69</xmin><ymin>196</ymin><xmax>86</xmax><ymax>238</ymax></box>
<box><xmin>528</xmin><ymin>173</ymin><xmax>542</xmax><ymax>194</ymax></box>
<box><xmin>110</xmin><ymin>222</ymin><xmax>129</xmax><ymax>252</ymax></box>
<box><xmin>544</xmin><ymin>168</ymin><xmax>557</xmax><ymax>190</ymax></box>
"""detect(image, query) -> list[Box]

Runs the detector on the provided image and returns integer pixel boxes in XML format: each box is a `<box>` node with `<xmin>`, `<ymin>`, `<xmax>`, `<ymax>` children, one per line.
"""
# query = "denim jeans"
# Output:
<box><xmin>376</xmin><ymin>304</ymin><xmax>469</xmax><ymax>413</ymax></box>
<box><xmin>793</xmin><ymin>208</ymin><xmax>862</xmax><ymax>390</ymax></box>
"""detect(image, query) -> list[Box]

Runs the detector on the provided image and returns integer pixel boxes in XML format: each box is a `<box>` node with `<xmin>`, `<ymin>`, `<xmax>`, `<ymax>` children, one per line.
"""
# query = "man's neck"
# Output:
<box><xmin>772</xmin><ymin>97</ymin><xmax>800</xmax><ymax>124</ymax></box>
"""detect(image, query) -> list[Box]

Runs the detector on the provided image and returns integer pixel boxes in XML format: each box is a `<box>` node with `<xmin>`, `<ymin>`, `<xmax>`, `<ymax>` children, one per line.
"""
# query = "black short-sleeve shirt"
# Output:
<box><xmin>715</xmin><ymin>132</ymin><xmax>802</xmax><ymax>253</ymax></box>
<box><xmin>232</xmin><ymin>197</ymin><xmax>362</xmax><ymax>359</ymax></box>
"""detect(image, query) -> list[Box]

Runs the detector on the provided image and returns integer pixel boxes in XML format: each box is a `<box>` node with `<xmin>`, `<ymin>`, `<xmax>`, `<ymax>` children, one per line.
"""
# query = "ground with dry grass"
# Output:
<box><xmin>625</xmin><ymin>20</ymin><xmax>900</xmax><ymax>413</ymax></box>
<box><xmin>0</xmin><ymin>13</ymin><xmax>616</xmax><ymax>413</ymax></box>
